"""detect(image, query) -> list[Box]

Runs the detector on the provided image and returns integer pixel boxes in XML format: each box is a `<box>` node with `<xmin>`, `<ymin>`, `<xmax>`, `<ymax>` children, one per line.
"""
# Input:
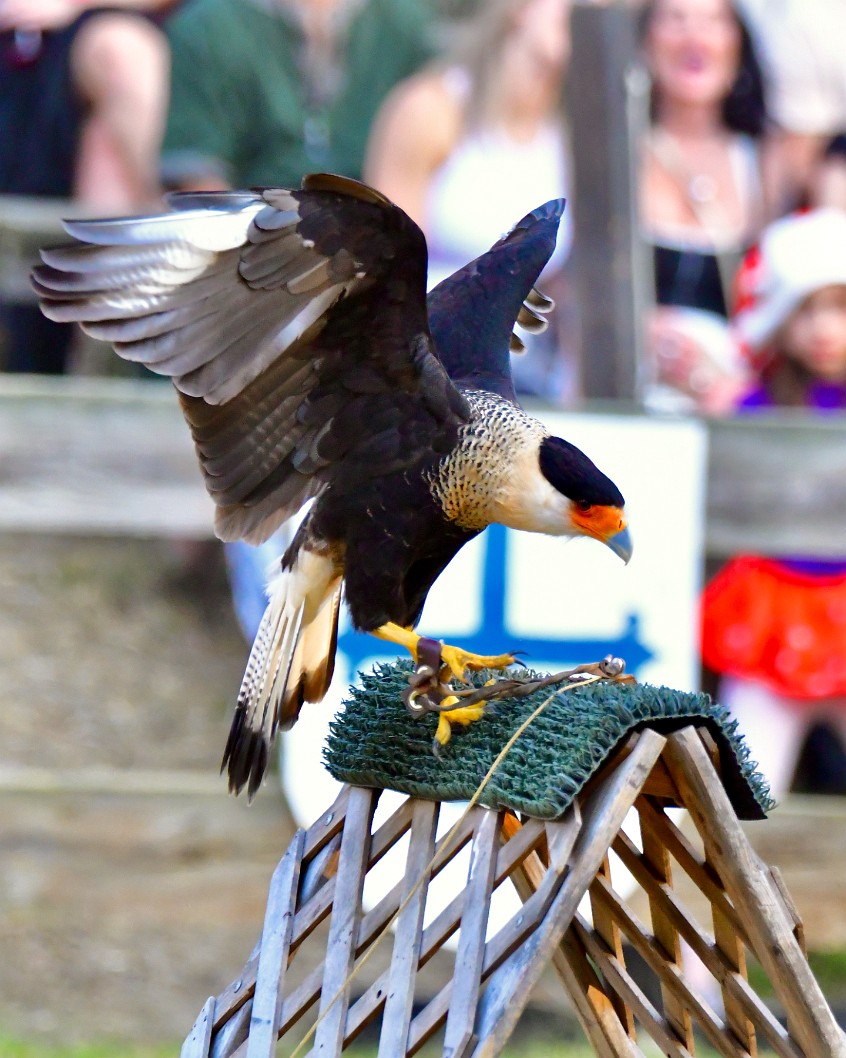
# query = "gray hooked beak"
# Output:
<box><xmin>605</xmin><ymin>524</ymin><xmax>633</xmax><ymax>565</ymax></box>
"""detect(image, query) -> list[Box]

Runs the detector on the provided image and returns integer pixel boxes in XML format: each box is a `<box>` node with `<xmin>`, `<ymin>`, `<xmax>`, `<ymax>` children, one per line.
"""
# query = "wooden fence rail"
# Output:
<box><xmin>1</xmin><ymin>375</ymin><xmax>844</xmax><ymax>557</ymax></box>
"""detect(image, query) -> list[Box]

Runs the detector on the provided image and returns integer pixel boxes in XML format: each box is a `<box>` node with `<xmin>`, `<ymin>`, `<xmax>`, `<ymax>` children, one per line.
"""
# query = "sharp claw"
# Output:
<box><xmin>432</xmin><ymin>713</ymin><xmax>453</xmax><ymax>756</ymax></box>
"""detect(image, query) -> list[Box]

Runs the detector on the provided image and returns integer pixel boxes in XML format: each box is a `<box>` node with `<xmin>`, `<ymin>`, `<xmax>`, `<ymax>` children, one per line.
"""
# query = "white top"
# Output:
<box><xmin>642</xmin><ymin>131</ymin><xmax>763</xmax><ymax>254</ymax></box>
<box><xmin>424</xmin><ymin>70</ymin><xmax>572</xmax><ymax>289</ymax></box>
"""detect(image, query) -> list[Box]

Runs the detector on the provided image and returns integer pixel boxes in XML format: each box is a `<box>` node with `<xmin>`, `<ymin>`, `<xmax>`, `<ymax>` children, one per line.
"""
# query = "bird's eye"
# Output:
<box><xmin>576</xmin><ymin>500</ymin><xmax>593</xmax><ymax>513</ymax></box>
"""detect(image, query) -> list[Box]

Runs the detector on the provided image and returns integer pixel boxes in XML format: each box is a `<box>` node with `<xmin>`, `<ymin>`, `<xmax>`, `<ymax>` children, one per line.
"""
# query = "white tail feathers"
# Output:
<box><xmin>222</xmin><ymin>548</ymin><xmax>340</xmax><ymax>799</ymax></box>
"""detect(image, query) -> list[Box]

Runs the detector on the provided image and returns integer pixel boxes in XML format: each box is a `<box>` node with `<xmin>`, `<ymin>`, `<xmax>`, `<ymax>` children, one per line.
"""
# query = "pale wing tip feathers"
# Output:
<box><xmin>221</xmin><ymin>556</ymin><xmax>340</xmax><ymax>799</ymax></box>
<box><xmin>31</xmin><ymin>183</ymin><xmax>372</xmax><ymax>414</ymax></box>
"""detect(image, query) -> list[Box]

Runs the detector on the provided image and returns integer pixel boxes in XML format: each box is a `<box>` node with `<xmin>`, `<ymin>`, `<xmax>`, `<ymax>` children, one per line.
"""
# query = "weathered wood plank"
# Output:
<box><xmin>0</xmin><ymin>195</ymin><xmax>80</xmax><ymax>301</ymax></box>
<box><xmin>442</xmin><ymin>809</ymin><xmax>501</xmax><ymax>1058</ymax></box>
<box><xmin>575</xmin><ymin>914</ymin><xmax>696</xmax><ymax>1058</ymax></box>
<box><xmin>182</xmin><ymin>996</ymin><xmax>215</xmax><ymax>1058</ymax></box>
<box><xmin>313</xmin><ymin>785</ymin><xmax>376</xmax><ymax>1056</ymax></box>
<box><xmin>469</xmin><ymin>729</ymin><xmax>667</xmax><ymax>1058</ymax></box>
<box><xmin>0</xmin><ymin>376</ymin><xmax>213</xmax><ymax>537</ymax></box>
<box><xmin>247</xmin><ymin>830</ymin><xmax>305</xmax><ymax>1058</ymax></box>
<box><xmin>663</xmin><ymin>727</ymin><xmax>846</xmax><ymax>1058</ymax></box>
<box><xmin>377</xmin><ymin>799</ymin><xmax>439</xmax><ymax>1058</ymax></box>
<box><xmin>3</xmin><ymin>377</ymin><xmax>846</xmax><ymax>552</ymax></box>
<box><xmin>705</xmin><ymin>413</ymin><xmax>846</xmax><ymax>556</ymax></box>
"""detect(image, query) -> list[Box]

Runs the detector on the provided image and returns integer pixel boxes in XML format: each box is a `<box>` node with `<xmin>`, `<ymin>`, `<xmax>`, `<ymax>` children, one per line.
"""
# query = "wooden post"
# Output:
<box><xmin>568</xmin><ymin>3</ymin><xmax>650</xmax><ymax>402</ymax></box>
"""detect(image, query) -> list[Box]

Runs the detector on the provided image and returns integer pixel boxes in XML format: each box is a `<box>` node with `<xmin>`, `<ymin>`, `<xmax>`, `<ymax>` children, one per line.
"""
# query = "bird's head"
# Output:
<box><xmin>534</xmin><ymin>435</ymin><xmax>632</xmax><ymax>563</ymax></box>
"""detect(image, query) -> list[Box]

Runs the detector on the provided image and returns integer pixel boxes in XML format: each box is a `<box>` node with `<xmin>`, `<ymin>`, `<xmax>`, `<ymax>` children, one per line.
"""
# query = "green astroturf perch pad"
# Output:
<box><xmin>324</xmin><ymin>661</ymin><xmax>774</xmax><ymax>821</ymax></box>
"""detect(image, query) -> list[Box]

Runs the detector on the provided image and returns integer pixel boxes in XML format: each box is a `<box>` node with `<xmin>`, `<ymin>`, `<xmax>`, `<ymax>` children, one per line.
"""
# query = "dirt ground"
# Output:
<box><xmin>0</xmin><ymin>532</ymin><xmax>296</xmax><ymax>1045</ymax></box>
<box><xmin>0</xmin><ymin>533</ymin><xmax>567</xmax><ymax>1049</ymax></box>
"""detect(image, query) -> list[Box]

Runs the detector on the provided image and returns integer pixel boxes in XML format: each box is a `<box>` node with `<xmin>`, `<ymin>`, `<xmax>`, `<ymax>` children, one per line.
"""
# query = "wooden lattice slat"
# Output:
<box><xmin>589</xmin><ymin>855</ymin><xmax>637</xmax><ymax>1040</ymax></box>
<box><xmin>183</xmin><ymin>724</ymin><xmax>846</xmax><ymax>1058</ymax></box>
<box><xmin>664</xmin><ymin>729</ymin><xmax>846</xmax><ymax>1058</ymax></box>
<box><xmin>469</xmin><ymin>730</ymin><xmax>667</xmax><ymax>1057</ymax></box>
<box><xmin>609</xmin><ymin>826</ymin><xmax>800</xmax><ymax>1058</ymax></box>
<box><xmin>314</xmin><ymin>786</ymin><xmax>377</xmax><ymax>1055</ymax></box>
<box><xmin>247</xmin><ymin>830</ymin><xmax>305</xmax><ymax>1058</ymax></box>
<box><xmin>638</xmin><ymin>803</ymin><xmax>695</xmax><ymax>1050</ymax></box>
<box><xmin>377</xmin><ymin>799</ymin><xmax>438</xmax><ymax>1058</ymax></box>
<box><xmin>443</xmin><ymin>807</ymin><xmax>501</xmax><ymax>1058</ymax></box>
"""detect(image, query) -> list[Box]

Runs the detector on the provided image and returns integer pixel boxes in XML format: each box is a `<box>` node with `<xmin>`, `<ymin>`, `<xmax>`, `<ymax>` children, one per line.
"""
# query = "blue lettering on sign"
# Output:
<box><xmin>337</xmin><ymin>524</ymin><xmax>654</xmax><ymax>679</ymax></box>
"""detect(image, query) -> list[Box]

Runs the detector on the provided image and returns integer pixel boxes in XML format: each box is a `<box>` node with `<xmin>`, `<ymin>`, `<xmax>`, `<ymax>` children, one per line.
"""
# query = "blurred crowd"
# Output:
<box><xmin>2</xmin><ymin>0</ymin><xmax>846</xmax><ymax>795</ymax></box>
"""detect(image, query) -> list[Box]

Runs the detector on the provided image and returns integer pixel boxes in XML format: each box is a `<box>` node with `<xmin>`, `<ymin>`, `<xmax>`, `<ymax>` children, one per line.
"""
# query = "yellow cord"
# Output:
<box><xmin>286</xmin><ymin>672</ymin><xmax>603</xmax><ymax>1058</ymax></box>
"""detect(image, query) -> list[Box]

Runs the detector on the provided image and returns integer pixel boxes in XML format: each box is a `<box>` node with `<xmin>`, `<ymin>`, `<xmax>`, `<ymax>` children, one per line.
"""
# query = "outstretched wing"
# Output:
<box><xmin>33</xmin><ymin>174</ymin><xmax>468</xmax><ymax>543</ymax></box>
<box><xmin>427</xmin><ymin>198</ymin><xmax>565</xmax><ymax>401</ymax></box>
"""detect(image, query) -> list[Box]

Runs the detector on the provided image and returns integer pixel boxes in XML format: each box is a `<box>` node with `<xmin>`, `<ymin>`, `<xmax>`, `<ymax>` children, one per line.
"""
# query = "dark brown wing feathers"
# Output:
<box><xmin>33</xmin><ymin>175</ymin><xmax>468</xmax><ymax>544</ymax></box>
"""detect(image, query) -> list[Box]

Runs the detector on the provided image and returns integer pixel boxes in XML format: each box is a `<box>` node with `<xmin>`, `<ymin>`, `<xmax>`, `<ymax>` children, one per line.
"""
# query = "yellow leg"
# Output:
<box><xmin>372</xmin><ymin>623</ymin><xmax>516</xmax><ymax>682</ymax></box>
<box><xmin>372</xmin><ymin>621</ymin><xmax>422</xmax><ymax>661</ymax></box>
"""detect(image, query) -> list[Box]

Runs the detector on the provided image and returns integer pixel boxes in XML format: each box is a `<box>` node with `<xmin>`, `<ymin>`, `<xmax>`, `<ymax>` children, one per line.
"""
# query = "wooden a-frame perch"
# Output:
<box><xmin>181</xmin><ymin>722</ymin><xmax>846</xmax><ymax>1058</ymax></box>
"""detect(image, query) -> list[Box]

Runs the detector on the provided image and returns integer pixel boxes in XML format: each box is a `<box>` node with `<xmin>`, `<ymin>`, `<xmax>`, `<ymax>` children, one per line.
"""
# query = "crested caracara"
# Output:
<box><xmin>33</xmin><ymin>173</ymin><xmax>631</xmax><ymax>798</ymax></box>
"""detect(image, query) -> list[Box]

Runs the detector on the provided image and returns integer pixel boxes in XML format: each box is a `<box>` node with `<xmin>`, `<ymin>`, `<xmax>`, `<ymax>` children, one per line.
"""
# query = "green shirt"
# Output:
<box><xmin>163</xmin><ymin>0</ymin><xmax>434</xmax><ymax>188</ymax></box>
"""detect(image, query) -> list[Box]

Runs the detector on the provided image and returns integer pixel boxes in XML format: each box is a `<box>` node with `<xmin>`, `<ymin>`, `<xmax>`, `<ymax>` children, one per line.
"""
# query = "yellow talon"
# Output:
<box><xmin>371</xmin><ymin>623</ymin><xmax>516</xmax><ymax>683</ymax></box>
<box><xmin>439</xmin><ymin>644</ymin><xmax>516</xmax><ymax>682</ymax></box>
<box><xmin>435</xmin><ymin>715</ymin><xmax>453</xmax><ymax>747</ymax></box>
<box><xmin>434</xmin><ymin>699</ymin><xmax>488</xmax><ymax>748</ymax></box>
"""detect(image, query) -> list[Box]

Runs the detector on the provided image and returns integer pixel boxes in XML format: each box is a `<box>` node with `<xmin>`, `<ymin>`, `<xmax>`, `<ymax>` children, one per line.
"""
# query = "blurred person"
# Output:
<box><xmin>0</xmin><ymin>0</ymin><xmax>172</xmax><ymax>372</ymax></box>
<box><xmin>741</xmin><ymin>1</ymin><xmax>846</xmax><ymax>213</ymax></box>
<box><xmin>364</xmin><ymin>0</ymin><xmax>575</xmax><ymax>402</ymax></box>
<box><xmin>638</xmin><ymin>0</ymin><xmax>767</xmax><ymax>413</ymax></box>
<box><xmin>161</xmin><ymin>0</ymin><xmax>434</xmax><ymax>192</ymax></box>
<box><xmin>701</xmin><ymin>209</ymin><xmax>846</xmax><ymax>797</ymax></box>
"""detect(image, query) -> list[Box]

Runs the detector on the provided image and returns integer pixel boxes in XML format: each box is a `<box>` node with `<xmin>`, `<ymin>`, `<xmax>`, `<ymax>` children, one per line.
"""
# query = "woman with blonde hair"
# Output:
<box><xmin>365</xmin><ymin>0</ymin><xmax>573</xmax><ymax>398</ymax></box>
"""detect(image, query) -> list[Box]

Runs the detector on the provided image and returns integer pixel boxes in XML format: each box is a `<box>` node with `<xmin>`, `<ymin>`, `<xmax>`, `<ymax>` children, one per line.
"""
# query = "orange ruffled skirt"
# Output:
<box><xmin>701</xmin><ymin>556</ymin><xmax>846</xmax><ymax>701</ymax></box>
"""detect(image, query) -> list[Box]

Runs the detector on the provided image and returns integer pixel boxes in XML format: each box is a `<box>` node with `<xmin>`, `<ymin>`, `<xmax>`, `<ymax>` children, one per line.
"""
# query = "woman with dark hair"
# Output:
<box><xmin>638</xmin><ymin>0</ymin><xmax>769</xmax><ymax>413</ymax></box>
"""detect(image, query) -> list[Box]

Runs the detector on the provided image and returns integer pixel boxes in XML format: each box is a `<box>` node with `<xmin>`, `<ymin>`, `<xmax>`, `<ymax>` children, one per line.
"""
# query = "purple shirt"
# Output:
<box><xmin>738</xmin><ymin>380</ymin><xmax>846</xmax><ymax>411</ymax></box>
